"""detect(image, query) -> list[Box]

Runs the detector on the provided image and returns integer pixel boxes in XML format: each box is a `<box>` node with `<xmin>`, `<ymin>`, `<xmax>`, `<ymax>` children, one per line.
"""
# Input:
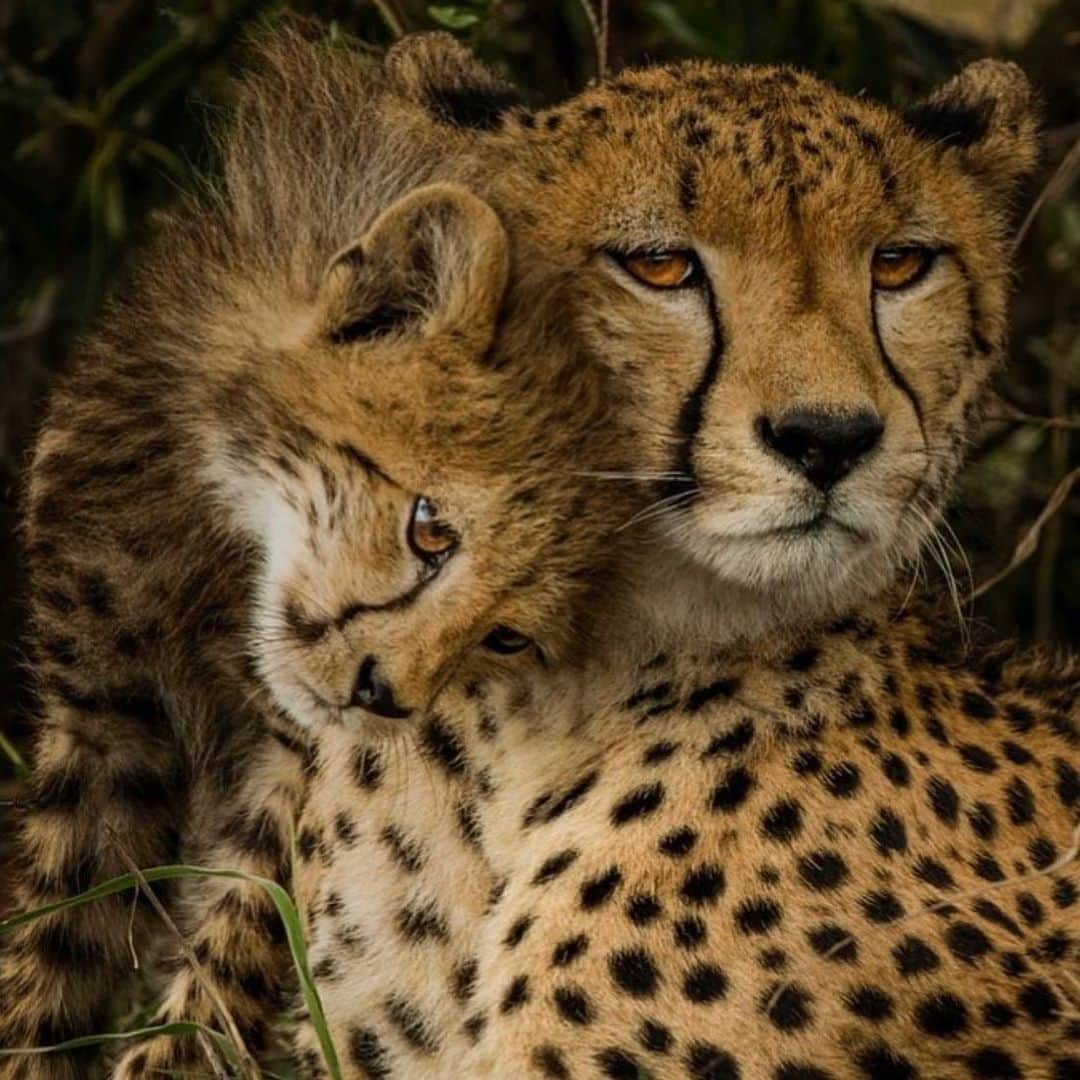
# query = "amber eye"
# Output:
<box><xmin>408</xmin><ymin>497</ymin><xmax>458</xmax><ymax>563</ymax></box>
<box><xmin>871</xmin><ymin>246</ymin><xmax>936</xmax><ymax>291</ymax></box>
<box><xmin>482</xmin><ymin>626</ymin><xmax>533</xmax><ymax>655</ymax></box>
<box><xmin>618</xmin><ymin>250</ymin><xmax>699</xmax><ymax>289</ymax></box>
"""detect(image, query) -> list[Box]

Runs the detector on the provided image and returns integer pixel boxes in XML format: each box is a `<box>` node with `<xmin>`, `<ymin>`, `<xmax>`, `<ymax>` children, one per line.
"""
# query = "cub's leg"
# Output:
<box><xmin>0</xmin><ymin>684</ymin><xmax>183</xmax><ymax>1080</ymax></box>
<box><xmin>110</xmin><ymin>728</ymin><xmax>308</xmax><ymax>1078</ymax></box>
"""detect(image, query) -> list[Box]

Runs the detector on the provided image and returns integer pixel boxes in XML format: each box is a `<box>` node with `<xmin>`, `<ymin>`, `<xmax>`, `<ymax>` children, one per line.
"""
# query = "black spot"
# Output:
<box><xmin>552</xmin><ymin>933</ymin><xmax>588</xmax><ymax>967</ymax></box>
<box><xmin>761</xmin><ymin>799</ymin><xmax>803</xmax><ymax>842</ymax></box>
<box><xmin>808</xmin><ymin>923</ymin><xmax>857</xmax><ymax>962</ymax></box>
<box><xmin>499</xmin><ymin>974</ymin><xmax>530</xmax><ymax>1013</ymax></box>
<box><xmin>396</xmin><ymin>900</ymin><xmax>449</xmax><ymax>943</ymax></box>
<box><xmin>915</xmin><ymin>991</ymin><xmax>969</xmax><ymax>1037</ymax></box>
<box><xmin>894</xmin><ymin>935</ymin><xmax>940</xmax><ymax>976</ymax></box>
<box><xmin>503</xmin><ymin>915</ymin><xmax>533</xmax><ymax>949</ymax></box>
<box><xmin>609</xmin><ymin>947</ymin><xmax>660</xmax><ymax>997</ymax></box>
<box><xmin>1000</xmin><ymin>741</ymin><xmax>1034</xmax><ymax>765</ymax></box>
<box><xmin>644</xmin><ymin>740</ymin><xmax>680</xmax><ymax>765</ymax></box>
<box><xmin>533</xmin><ymin>848</ymin><xmax>579</xmax><ymax>885</ymax></box>
<box><xmin>854</xmin><ymin>1043</ymin><xmax>916</xmax><ymax>1080</ymax></box>
<box><xmin>1016</xmin><ymin>892</ymin><xmax>1045</xmax><ymax>926</ymax></box>
<box><xmin>709</xmin><ymin>766</ymin><xmax>755</xmax><ymax>812</ymax></box>
<box><xmin>792</xmin><ymin>750</ymin><xmax>822</xmax><ymax>775</ymax></box>
<box><xmin>735</xmin><ymin>897</ymin><xmax>782</xmax><ymax>934</ymax></box>
<box><xmin>674</xmin><ymin>915</ymin><xmax>707</xmax><ymax>949</ymax></box>
<box><xmin>580</xmin><ymin>866</ymin><xmax>623</xmax><ymax>910</ymax></box>
<box><xmin>983</xmin><ymin>1000</ymin><xmax>1017</xmax><ymax>1027</ymax></box>
<box><xmin>776</xmin><ymin>1066</ymin><xmax>832</xmax><ymax>1080</ymax></box>
<box><xmin>1018</xmin><ymin>979</ymin><xmax>1060</xmax><ymax>1022</ymax></box>
<box><xmin>524</xmin><ymin>770</ymin><xmax>599</xmax><ymax>828</ymax></box>
<box><xmin>680</xmin><ymin>863</ymin><xmax>726</xmax><ymax>905</ymax></box>
<box><xmin>759</xmin><ymin>947</ymin><xmax>787</xmax><ymax>971</ymax></box>
<box><xmin>659</xmin><ymin>826</ymin><xmax>698</xmax><ymax>857</ymax></box>
<box><xmin>1005</xmin><ymin>776</ymin><xmax>1035</xmax><ymax>825</ymax></box>
<box><xmin>823</xmin><ymin>761</ymin><xmax>861</xmax><ymax>797</ymax></box>
<box><xmin>903</xmin><ymin>98</ymin><xmax>993</xmax><ymax>149</ymax></box>
<box><xmin>926</xmin><ymin>775</ymin><xmax>960</xmax><ymax>825</ymax></box>
<box><xmin>349</xmin><ymin>1026</ymin><xmax>390</xmax><ymax>1079</ymax></box>
<box><xmin>844</xmin><ymin>985</ymin><xmax>894</xmax><ymax>1020</ymax></box>
<box><xmin>1052</xmin><ymin>878</ymin><xmax>1077</xmax><ymax>909</ymax></box>
<box><xmin>862</xmin><ymin>891</ymin><xmax>904</xmax><ymax>923</ymax></box>
<box><xmin>352</xmin><ymin>745</ymin><xmax>382</xmax><ymax>789</ymax></box>
<box><xmin>533</xmin><ymin>1045</ymin><xmax>570</xmax><ymax>1079</ymax></box>
<box><xmin>597</xmin><ymin>1047</ymin><xmax>645</xmax><ymax>1080</ymax></box>
<box><xmin>1056</xmin><ymin>759</ymin><xmax>1080</xmax><ymax>807</ymax></box>
<box><xmin>380</xmin><ymin>824</ymin><xmax>425</xmax><ymax>874</ymax></box>
<box><xmin>611</xmin><ymin>782</ymin><xmax>665</xmax><ymax>825</ymax></box>
<box><xmin>384</xmin><ymin>995</ymin><xmax>439</xmax><ymax>1054</ymax></box>
<box><xmin>553</xmin><ymin>984</ymin><xmax>593</xmax><ymax>1025</ymax></box>
<box><xmin>973</xmin><ymin>853</ymin><xmax>1006</xmax><ymax>882</ymax></box>
<box><xmin>797</xmin><ymin>849</ymin><xmax>849</xmax><ymax>891</ymax></box>
<box><xmin>452</xmin><ymin>958</ymin><xmax>478</xmax><ymax>1002</ymax></box>
<box><xmin>627</xmin><ymin>893</ymin><xmax>662</xmax><ymax>925</ymax></box>
<box><xmin>870</xmin><ymin>808</ymin><xmax>907</xmax><ymax>856</ymax></box>
<box><xmin>640</xmin><ymin>1018</ymin><xmax>673</xmax><ymax>1053</ymax></box>
<box><xmin>686</xmin><ymin>678</ymin><xmax>741</xmax><ymax>712</ymax></box>
<box><xmin>1029</xmin><ymin>835</ymin><xmax>1057</xmax><ymax>870</ymax></box>
<box><xmin>913</xmin><ymin>856</ymin><xmax>955</xmax><ymax>889</ymax></box>
<box><xmin>420</xmin><ymin>714</ymin><xmax>468</xmax><ymax>776</ymax></box>
<box><xmin>881</xmin><ymin>753</ymin><xmax>911</xmax><ymax>787</ymax></box>
<box><xmin>958</xmin><ymin>744</ymin><xmax>998</xmax><ymax>772</ymax></box>
<box><xmin>703</xmin><ymin>717</ymin><xmax>755</xmax><ymax>755</ymax></box>
<box><xmin>761</xmin><ymin>982</ymin><xmax>813</xmax><ymax>1031</ymax></box>
<box><xmin>968</xmin><ymin>801</ymin><xmax>998</xmax><ymax>841</ymax></box>
<box><xmin>966</xmin><ymin>1048</ymin><xmax>1022</xmax><ymax>1080</ymax></box>
<box><xmin>684</xmin><ymin>962</ymin><xmax>728</xmax><ymax>1003</ymax></box>
<box><xmin>686</xmin><ymin>1042</ymin><xmax>740</xmax><ymax>1080</ymax></box>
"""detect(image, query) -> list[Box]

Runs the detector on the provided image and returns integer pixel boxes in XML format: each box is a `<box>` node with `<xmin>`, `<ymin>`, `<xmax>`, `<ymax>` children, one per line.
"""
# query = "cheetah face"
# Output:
<box><xmin>206</xmin><ymin>185</ymin><xmax>615</xmax><ymax>730</ymax></box>
<box><xmin>465</xmin><ymin>55</ymin><xmax>1037</xmax><ymax>626</ymax></box>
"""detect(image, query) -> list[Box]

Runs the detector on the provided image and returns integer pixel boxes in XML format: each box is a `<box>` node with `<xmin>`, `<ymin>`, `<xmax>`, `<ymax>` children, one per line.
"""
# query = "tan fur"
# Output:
<box><xmin>295</xmin><ymin>599</ymin><xmax>1079</xmax><ymax>1079</ymax></box>
<box><xmin>386</xmin><ymin>35</ymin><xmax>1039</xmax><ymax>642</ymax></box>
<box><xmin>0</xmin><ymin>32</ymin><xmax>625</xmax><ymax>1079</ymax></box>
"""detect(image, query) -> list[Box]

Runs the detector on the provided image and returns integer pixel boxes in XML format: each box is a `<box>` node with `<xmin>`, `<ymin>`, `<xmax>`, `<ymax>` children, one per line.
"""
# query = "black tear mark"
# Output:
<box><xmin>664</xmin><ymin>276</ymin><xmax>724</xmax><ymax>502</ymax></box>
<box><xmin>951</xmin><ymin>252</ymin><xmax>994</xmax><ymax>357</ymax></box>
<box><xmin>422</xmin><ymin>83</ymin><xmax>521</xmax><ymax>131</ymax></box>
<box><xmin>870</xmin><ymin>293</ymin><xmax>925</xmax><ymax>441</ymax></box>
<box><xmin>902</xmin><ymin>99</ymin><xmax>994</xmax><ymax>150</ymax></box>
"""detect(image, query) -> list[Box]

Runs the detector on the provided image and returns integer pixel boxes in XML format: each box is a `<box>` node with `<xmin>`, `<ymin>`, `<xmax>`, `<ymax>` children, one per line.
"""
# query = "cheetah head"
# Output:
<box><xmin>390</xmin><ymin>38</ymin><xmax>1039</xmax><ymax>635</ymax></box>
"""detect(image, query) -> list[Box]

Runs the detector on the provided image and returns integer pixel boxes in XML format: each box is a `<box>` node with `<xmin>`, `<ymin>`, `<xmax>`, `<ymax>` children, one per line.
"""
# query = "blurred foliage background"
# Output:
<box><xmin>0</xmin><ymin>0</ymin><xmax>1078</xmax><ymax>773</ymax></box>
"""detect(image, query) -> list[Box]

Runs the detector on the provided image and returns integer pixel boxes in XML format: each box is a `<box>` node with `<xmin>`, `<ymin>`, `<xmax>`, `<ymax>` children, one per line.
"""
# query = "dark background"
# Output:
<box><xmin>1</xmin><ymin>0</ymin><xmax>1078</xmax><ymax>784</ymax></box>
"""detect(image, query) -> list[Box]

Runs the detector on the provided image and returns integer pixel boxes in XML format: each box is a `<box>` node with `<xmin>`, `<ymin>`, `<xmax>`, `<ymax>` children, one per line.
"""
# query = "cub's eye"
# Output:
<box><xmin>617</xmin><ymin>250</ymin><xmax>699</xmax><ymax>289</ymax></box>
<box><xmin>482</xmin><ymin>626</ymin><xmax>533</xmax><ymax>655</ymax></box>
<box><xmin>408</xmin><ymin>497</ymin><xmax>458</xmax><ymax>563</ymax></box>
<box><xmin>871</xmin><ymin>246</ymin><xmax>936</xmax><ymax>291</ymax></box>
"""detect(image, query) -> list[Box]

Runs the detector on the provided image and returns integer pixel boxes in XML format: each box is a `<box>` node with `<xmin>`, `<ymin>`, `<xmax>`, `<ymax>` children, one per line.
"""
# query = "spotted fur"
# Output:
<box><xmin>295</xmin><ymin>600</ymin><xmax>1079</xmax><ymax>1079</ymax></box>
<box><xmin>0</xmin><ymin>33</ymin><xmax>624</xmax><ymax>1079</ymax></box>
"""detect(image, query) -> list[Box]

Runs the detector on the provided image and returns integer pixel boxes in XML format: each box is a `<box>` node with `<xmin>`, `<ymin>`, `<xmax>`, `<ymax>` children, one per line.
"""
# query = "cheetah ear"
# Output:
<box><xmin>384</xmin><ymin>31</ymin><xmax>521</xmax><ymax>131</ymax></box>
<box><xmin>903</xmin><ymin>60</ymin><xmax>1040</xmax><ymax>196</ymax></box>
<box><xmin>323</xmin><ymin>182</ymin><xmax>509</xmax><ymax>347</ymax></box>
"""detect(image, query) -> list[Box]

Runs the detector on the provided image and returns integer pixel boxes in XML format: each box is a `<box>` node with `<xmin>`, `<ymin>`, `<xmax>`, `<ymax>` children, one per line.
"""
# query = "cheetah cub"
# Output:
<box><xmin>0</xmin><ymin>36</ymin><xmax>620</xmax><ymax>1080</ymax></box>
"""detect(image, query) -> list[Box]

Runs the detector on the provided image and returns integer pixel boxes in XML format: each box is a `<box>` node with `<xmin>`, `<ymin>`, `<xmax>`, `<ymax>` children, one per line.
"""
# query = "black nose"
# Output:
<box><xmin>758</xmin><ymin>408</ymin><xmax>884</xmax><ymax>491</ymax></box>
<box><xmin>350</xmin><ymin>655</ymin><xmax>412</xmax><ymax>719</ymax></box>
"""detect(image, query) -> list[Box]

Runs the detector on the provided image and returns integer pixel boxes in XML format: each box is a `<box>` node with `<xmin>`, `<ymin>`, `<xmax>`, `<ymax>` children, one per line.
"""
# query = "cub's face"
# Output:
<box><xmin>459</xmin><ymin>56</ymin><xmax>1037</xmax><ymax>622</ymax></box>
<box><xmin>209</xmin><ymin>185</ymin><xmax>616</xmax><ymax>730</ymax></box>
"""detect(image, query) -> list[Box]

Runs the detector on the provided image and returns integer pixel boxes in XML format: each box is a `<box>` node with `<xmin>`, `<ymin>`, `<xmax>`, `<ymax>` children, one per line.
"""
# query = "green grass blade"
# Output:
<box><xmin>0</xmin><ymin>728</ymin><xmax>28</xmax><ymax>781</ymax></box>
<box><xmin>0</xmin><ymin>864</ymin><xmax>342</xmax><ymax>1080</ymax></box>
<box><xmin>0</xmin><ymin>1020</ymin><xmax>238</xmax><ymax>1065</ymax></box>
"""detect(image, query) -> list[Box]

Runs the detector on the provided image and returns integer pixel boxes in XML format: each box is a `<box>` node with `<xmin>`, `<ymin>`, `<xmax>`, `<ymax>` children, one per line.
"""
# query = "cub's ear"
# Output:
<box><xmin>383</xmin><ymin>31</ymin><xmax>521</xmax><ymax>130</ymax></box>
<box><xmin>903</xmin><ymin>60</ymin><xmax>1040</xmax><ymax>196</ymax></box>
<box><xmin>323</xmin><ymin>182</ymin><xmax>509</xmax><ymax>348</ymax></box>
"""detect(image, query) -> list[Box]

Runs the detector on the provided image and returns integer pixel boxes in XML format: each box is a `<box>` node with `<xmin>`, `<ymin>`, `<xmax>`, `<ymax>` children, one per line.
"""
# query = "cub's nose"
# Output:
<box><xmin>758</xmin><ymin>408</ymin><xmax>884</xmax><ymax>491</ymax></box>
<box><xmin>351</xmin><ymin>655</ymin><xmax>412</xmax><ymax>719</ymax></box>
